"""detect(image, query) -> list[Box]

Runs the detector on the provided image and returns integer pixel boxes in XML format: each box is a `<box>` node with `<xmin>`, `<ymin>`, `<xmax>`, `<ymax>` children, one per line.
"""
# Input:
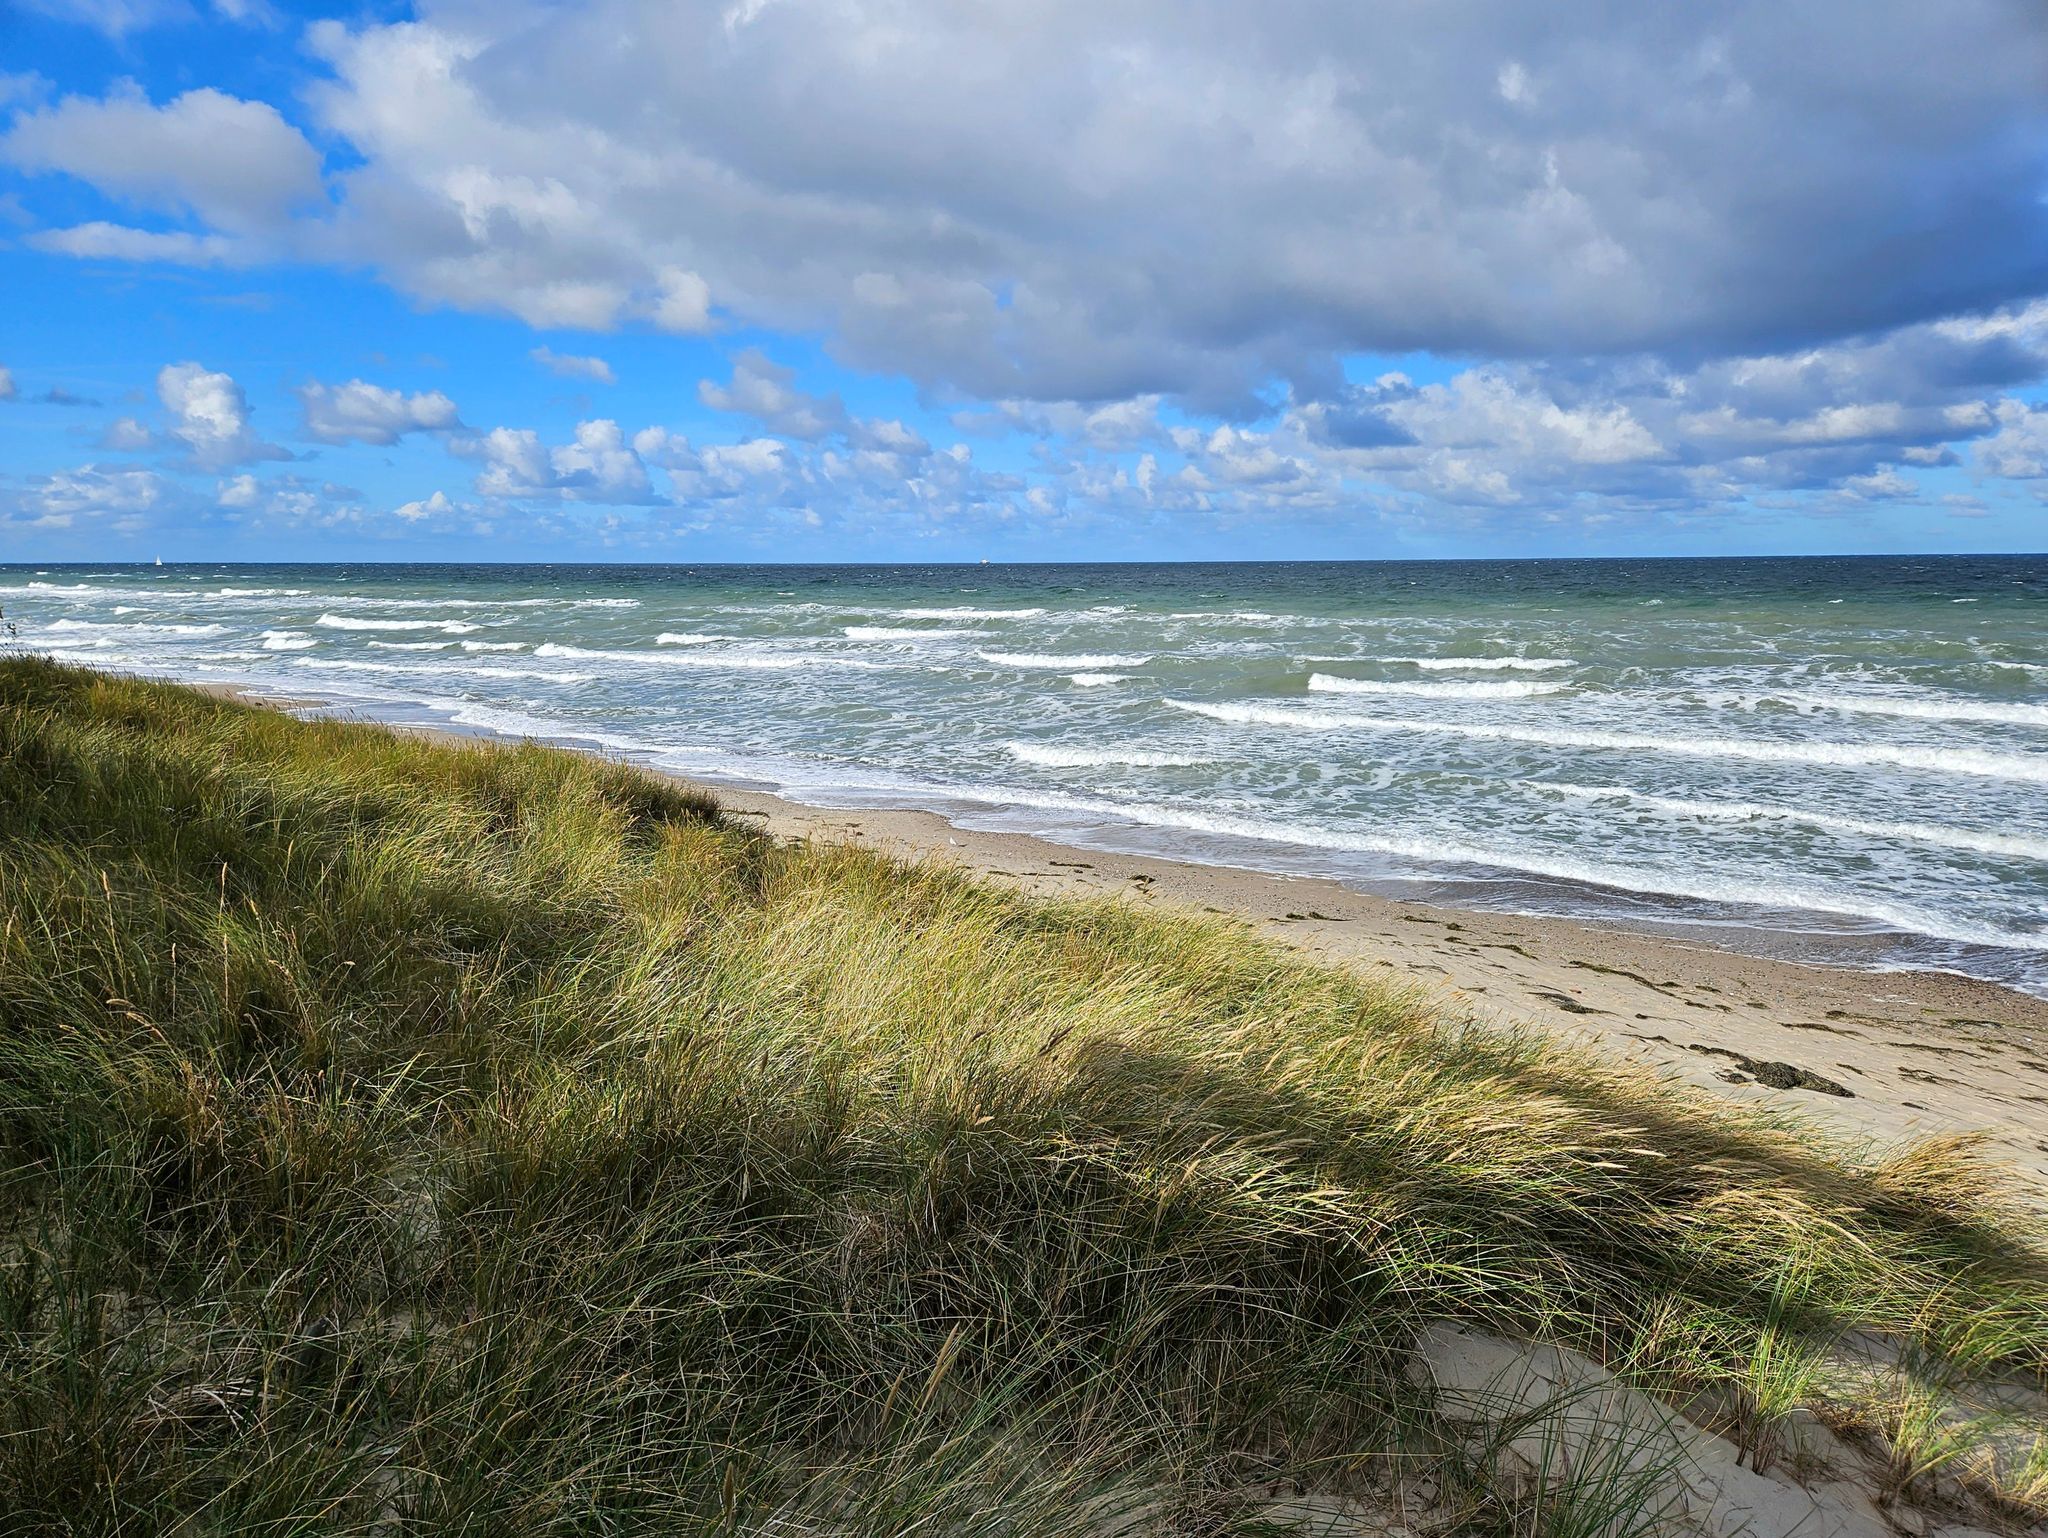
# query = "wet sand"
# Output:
<box><xmin>215</xmin><ymin>684</ymin><xmax>2048</xmax><ymax>1198</ymax></box>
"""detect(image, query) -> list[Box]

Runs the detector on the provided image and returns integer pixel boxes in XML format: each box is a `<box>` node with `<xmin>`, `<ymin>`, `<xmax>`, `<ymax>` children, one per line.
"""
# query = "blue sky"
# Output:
<box><xmin>1</xmin><ymin>0</ymin><xmax>2045</xmax><ymax>562</ymax></box>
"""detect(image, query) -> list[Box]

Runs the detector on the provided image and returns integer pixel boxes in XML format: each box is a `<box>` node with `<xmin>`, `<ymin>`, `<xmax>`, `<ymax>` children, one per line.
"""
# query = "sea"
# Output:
<box><xmin>3</xmin><ymin>556</ymin><xmax>2044</xmax><ymax>998</ymax></box>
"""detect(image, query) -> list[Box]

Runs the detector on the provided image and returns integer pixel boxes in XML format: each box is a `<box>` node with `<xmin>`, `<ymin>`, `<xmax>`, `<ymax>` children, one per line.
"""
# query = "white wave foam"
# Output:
<box><xmin>1168</xmin><ymin>699</ymin><xmax>2048</xmax><ymax>783</ymax></box>
<box><xmin>456</xmin><ymin>666</ymin><xmax>594</xmax><ymax>684</ymax></box>
<box><xmin>1739</xmin><ymin>689</ymin><xmax>2048</xmax><ymax>729</ymax></box>
<box><xmin>1068</xmin><ymin>673</ymin><xmax>1129</xmax><ymax>687</ymax></box>
<box><xmin>294</xmin><ymin>658</ymin><xmax>417</xmax><ymax>674</ymax></box>
<box><xmin>978</xmin><ymin>650</ymin><xmax>1152</xmax><ymax>669</ymax></box>
<box><xmin>294</xmin><ymin>658</ymin><xmax>589</xmax><ymax>684</ymax></box>
<box><xmin>1006</xmin><ymin>743</ymin><xmax>1208</xmax><ymax>769</ymax></box>
<box><xmin>1308</xmin><ymin>673</ymin><xmax>1564</xmax><ymax>700</ymax></box>
<box><xmin>297</xmin><ymin>595</ymin><xmax>636</xmax><ymax>610</ymax></box>
<box><xmin>844</xmin><ymin>625</ymin><xmax>970</xmax><ymax>640</ymax></box>
<box><xmin>937</xmin><ymin>782</ymin><xmax>2044</xmax><ymax>954</ymax></box>
<box><xmin>460</xmin><ymin>640</ymin><xmax>526</xmax><ymax>652</ymax></box>
<box><xmin>1380</xmin><ymin>655</ymin><xmax>1574</xmax><ymax>672</ymax></box>
<box><xmin>367</xmin><ymin>640</ymin><xmax>453</xmax><ymax>651</ymax></box>
<box><xmin>894</xmin><ymin>606</ymin><xmax>1046</xmax><ymax>619</ymax></box>
<box><xmin>535</xmin><ymin>642</ymin><xmax>885</xmax><ymax>671</ymax></box>
<box><xmin>656</xmin><ymin>632</ymin><xmax>740</xmax><ymax>646</ymax></box>
<box><xmin>45</xmin><ymin>619</ymin><xmax>225</xmax><ymax>636</ymax></box>
<box><xmin>213</xmin><ymin>587</ymin><xmax>308</xmax><ymax>597</ymax></box>
<box><xmin>1524</xmin><ymin>782</ymin><xmax>2048</xmax><ymax>864</ymax></box>
<box><xmin>259</xmin><ymin>630</ymin><xmax>317</xmax><ymax>651</ymax></box>
<box><xmin>0</xmin><ymin>581</ymin><xmax>125</xmax><ymax>597</ymax></box>
<box><xmin>315</xmin><ymin>614</ymin><xmax>480</xmax><ymax>634</ymax></box>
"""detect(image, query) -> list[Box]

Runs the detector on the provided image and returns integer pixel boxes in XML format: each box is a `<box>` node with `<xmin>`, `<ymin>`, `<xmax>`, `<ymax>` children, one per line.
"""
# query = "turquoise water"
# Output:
<box><xmin>4</xmin><ymin>557</ymin><xmax>2045</xmax><ymax>995</ymax></box>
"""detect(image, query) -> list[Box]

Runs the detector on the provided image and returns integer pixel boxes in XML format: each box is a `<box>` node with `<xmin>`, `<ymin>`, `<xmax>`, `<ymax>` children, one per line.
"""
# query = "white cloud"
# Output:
<box><xmin>1389</xmin><ymin>372</ymin><xmax>1666</xmax><ymax>467</ymax></box>
<box><xmin>460</xmin><ymin>427</ymin><xmax>554</xmax><ymax>498</ymax></box>
<box><xmin>297</xmin><ymin>379</ymin><xmax>460</xmax><ymax>445</ymax></box>
<box><xmin>651</xmin><ymin>268</ymin><xmax>714</xmax><ymax>335</ymax></box>
<box><xmin>3</xmin><ymin>86</ymin><xmax>323</xmax><ymax>235</ymax></box>
<box><xmin>216</xmin><ymin>473</ymin><xmax>262</xmax><ymax>509</ymax></box>
<box><xmin>1977</xmin><ymin>401</ymin><xmax>2048</xmax><ymax>480</ymax></box>
<box><xmin>854</xmin><ymin>418</ymin><xmax>932</xmax><ymax>458</ymax></box>
<box><xmin>394</xmin><ymin>489</ymin><xmax>455</xmax><ymax>522</ymax></box>
<box><xmin>27</xmin><ymin>223</ymin><xmax>240</xmax><ymax>266</ymax></box>
<box><xmin>700</xmin><ymin>437</ymin><xmax>790</xmax><ymax>483</ymax></box>
<box><xmin>530</xmin><ymin>346</ymin><xmax>616</xmax><ymax>385</ymax></box>
<box><xmin>158</xmin><ymin>362</ymin><xmax>288</xmax><ymax>469</ymax></box>
<box><xmin>0</xmin><ymin>366</ymin><xmax>14</xmax><ymax>402</ymax></box>
<box><xmin>215</xmin><ymin>472</ymin><xmax>355</xmax><ymax>524</ymax></box>
<box><xmin>630</xmin><ymin>426</ymin><xmax>698</xmax><ymax>470</ymax></box>
<box><xmin>25</xmin><ymin>464</ymin><xmax>170</xmax><ymax>521</ymax></box>
<box><xmin>549</xmin><ymin>419</ymin><xmax>653</xmax><ymax>501</ymax></box>
<box><xmin>99</xmin><ymin>416</ymin><xmax>156</xmax><ymax>451</ymax></box>
<box><xmin>454</xmin><ymin>420</ymin><xmax>655</xmax><ymax>503</ymax></box>
<box><xmin>699</xmin><ymin>352</ymin><xmax>846</xmax><ymax>440</ymax></box>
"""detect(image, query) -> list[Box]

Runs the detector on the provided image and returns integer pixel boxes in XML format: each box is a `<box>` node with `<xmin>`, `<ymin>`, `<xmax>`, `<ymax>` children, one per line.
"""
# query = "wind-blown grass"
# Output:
<box><xmin>1</xmin><ymin>657</ymin><xmax>2044</xmax><ymax>1534</ymax></box>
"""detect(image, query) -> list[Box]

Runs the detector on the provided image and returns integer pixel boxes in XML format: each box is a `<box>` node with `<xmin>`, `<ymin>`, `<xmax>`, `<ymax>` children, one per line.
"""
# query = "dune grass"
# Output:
<box><xmin>1</xmin><ymin>656</ymin><xmax>2045</xmax><ymax>1534</ymax></box>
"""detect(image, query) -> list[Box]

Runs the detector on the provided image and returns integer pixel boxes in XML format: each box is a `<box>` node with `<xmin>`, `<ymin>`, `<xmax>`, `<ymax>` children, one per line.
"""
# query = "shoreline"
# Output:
<box><xmin>210</xmin><ymin>682</ymin><xmax>2048</xmax><ymax>1196</ymax></box>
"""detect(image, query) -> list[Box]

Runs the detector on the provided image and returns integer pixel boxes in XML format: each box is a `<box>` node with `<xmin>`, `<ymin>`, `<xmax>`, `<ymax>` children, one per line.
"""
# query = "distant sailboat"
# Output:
<box><xmin>154</xmin><ymin>557</ymin><xmax>163</xmax><ymax>567</ymax></box>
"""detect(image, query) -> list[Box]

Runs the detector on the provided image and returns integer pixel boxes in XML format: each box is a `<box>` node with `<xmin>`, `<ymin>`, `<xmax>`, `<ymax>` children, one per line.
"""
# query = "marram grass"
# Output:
<box><xmin>1</xmin><ymin>657</ymin><xmax>2044</xmax><ymax>1535</ymax></box>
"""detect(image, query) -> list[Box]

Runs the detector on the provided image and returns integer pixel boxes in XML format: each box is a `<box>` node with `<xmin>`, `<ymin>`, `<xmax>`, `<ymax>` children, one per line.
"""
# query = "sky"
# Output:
<box><xmin>0</xmin><ymin>0</ymin><xmax>2046</xmax><ymax>562</ymax></box>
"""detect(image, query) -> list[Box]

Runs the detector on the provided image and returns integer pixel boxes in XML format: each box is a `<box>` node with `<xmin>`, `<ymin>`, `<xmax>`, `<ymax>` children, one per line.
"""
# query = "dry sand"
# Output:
<box><xmin>220</xmin><ymin>684</ymin><xmax>2048</xmax><ymax>1198</ymax></box>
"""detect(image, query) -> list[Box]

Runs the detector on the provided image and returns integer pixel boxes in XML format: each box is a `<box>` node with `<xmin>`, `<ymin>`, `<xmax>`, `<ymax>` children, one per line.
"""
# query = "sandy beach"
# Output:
<box><xmin>223</xmin><ymin>685</ymin><xmax>2048</xmax><ymax>1199</ymax></box>
<box><xmin>708</xmin><ymin>781</ymin><xmax>2048</xmax><ymax>1190</ymax></box>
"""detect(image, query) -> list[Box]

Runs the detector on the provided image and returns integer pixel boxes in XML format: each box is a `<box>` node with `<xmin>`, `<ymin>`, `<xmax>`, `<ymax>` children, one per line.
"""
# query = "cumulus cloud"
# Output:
<box><xmin>394</xmin><ymin>489</ymin><xmax>455</xmax><ymax>522</ymax></box>
<box><xmin>297</xmin><ymin>379</ymin><xmax>460</xmax><ymax>445</ymax></box>
<box><xmin>0</xmin><ymin>366</ymin><xmax>14</xmax><ymax>401</ymax></box>
<box><xmin>158</xmin><ymin>362</ymin><xmax>288</xmax><ymax>470</ymax></box>
<box><xmin>3</xmin><ymin>86</ymin><xmax>323</xmax><ymax>236</ymax></box>
<box><xmin>15</xmin><ymin>463</ymin><xmax>172</xmax><ymax>531</ymax></box>
<box><xmin>1977</xmin><ymin>401</ymin><xmax>2048</xmax><ymax>481</ymax></box>
<box><xmin>453</xmin><ymin>419</ymin><xmax>656</xmax><ymax>503</ymax></box>
<box><xmin>853</xmin><ymin>418</ymin><xmax>932</xmax><ymax>458</ymax></box>
<box><xmin>1254</xmin><ymin>303</ymin><xmax>2048</xmax><ymax>511</ymax></box>
<box><xmin>530</xmin><ymin>346</ymin><xmax>616</xmax><ymax>385</ymax></box>
<box><xmin>217</xmin><ymin>472</ymin><xmax>359</xmax><ymax>524</ymax></box>
<box><xmin>549</xmin><ymin>419</ymin><xmax>653</xmax><ymax>501</ymax></box>
<box><xmin>288</xmin><ymin>1</ymin><xmax>2048</xmax><ymax>405</ymax></box>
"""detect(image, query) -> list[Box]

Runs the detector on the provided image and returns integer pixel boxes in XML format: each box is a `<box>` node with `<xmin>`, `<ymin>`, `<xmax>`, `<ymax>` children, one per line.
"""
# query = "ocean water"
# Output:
<box><xmin>4</xmin><ymin>556</ymin><xmax>2045</xmax><ymax>996</ymax></box>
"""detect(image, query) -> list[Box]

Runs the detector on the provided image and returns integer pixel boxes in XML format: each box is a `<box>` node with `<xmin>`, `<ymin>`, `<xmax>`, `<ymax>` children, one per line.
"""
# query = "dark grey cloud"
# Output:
<box><xmin>277</xmin><ymin>0</ymin><xmax>2048</xmax><ymax>406</ymax></box>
